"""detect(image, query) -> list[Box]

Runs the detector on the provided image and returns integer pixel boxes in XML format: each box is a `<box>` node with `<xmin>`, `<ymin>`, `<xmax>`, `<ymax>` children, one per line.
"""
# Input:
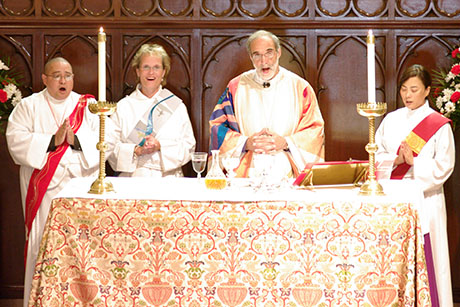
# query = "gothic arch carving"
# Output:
<box><xmin>0</xmin><ymin>34</ymin><xmax>32</xmax><ymax>95</ymax></box>
<box><xmin>121</xmin><ymin>35</ymin><xmax>191</xmax><ymax>105</ymax></box>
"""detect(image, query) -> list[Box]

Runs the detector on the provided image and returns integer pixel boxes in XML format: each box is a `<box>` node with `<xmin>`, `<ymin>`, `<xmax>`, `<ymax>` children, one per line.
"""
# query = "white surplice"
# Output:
<box><xmin>108</xmin><ymin>86</ymin><xmax>196</xmax><ymax>177</ymax></box>
<box><xmin>6</xmin><ymin>89</ymin><xmax>101</xmax><ymax>307</ymax></box>
<box><xmin>375</xmin><ymin>101</ymin><xmax>455</xmax><ymax>307</ymax></box>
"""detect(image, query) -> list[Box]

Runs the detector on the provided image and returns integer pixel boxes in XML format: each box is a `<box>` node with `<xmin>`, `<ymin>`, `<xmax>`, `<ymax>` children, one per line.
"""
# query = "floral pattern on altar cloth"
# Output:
<box><xmin>29</xmin><ymin>198</ymin><xmax>431</xmax><ymax>307</ymax></box>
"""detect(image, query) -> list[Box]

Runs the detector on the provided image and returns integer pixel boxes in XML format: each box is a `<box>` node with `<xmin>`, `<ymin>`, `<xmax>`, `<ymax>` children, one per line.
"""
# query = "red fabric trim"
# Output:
<box><xmin>285</xmin><ymin>152</ymin><xmax>300</xmax><ymax>178</ymax></box>
<box><xmin>24</xmin><ymin>94</ymin><xmax>93</xmax><ymax>265</ymax></box>
<box><xmin>228</xmin><ymin>75</ymin><xmax>241</xmax><ymax>97</ymax></box>
<box><xmin>235</xmin><ymin>151</ymin><xmax>252</xmax><ymax>178</ymax></box>
<box><xmin>391</xmin><ymin>112</ymin><xmax>450</xmax><ymax>180</ymax></box>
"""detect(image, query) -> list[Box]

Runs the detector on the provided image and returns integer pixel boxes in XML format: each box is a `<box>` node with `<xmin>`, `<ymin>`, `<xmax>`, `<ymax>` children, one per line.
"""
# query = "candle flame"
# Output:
<box><xmin>367</xmin><ymin>30</ymin><xmax>375</xmax><ymax>45</ymax></box>
<box><xmin>99</xmin><ymin>27</ymin><xmax>104</xmax><ymax>33</ymax></box>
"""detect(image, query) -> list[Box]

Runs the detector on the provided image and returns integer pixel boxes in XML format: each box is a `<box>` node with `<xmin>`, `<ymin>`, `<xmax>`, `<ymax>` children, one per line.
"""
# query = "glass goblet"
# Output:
<box><xmin>191</xmin><ymin>152</ymin><xmax>208</xmax><ymax>179</ymax></box>
<box><xmin>252</xmin><ymin>153</ymin><xmax>275</xmax><ymax>190</ymax></box>
<box><xmin>222</xmin><ymin>154</ymin><xmax>240</xmax><ymax>186</ymax></box>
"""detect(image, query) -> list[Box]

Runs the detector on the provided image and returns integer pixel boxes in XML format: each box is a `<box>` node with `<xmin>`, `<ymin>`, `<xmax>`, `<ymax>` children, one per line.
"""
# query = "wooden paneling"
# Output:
<box><xmin>0</xmin><ymin>135</ymin><xmax>24</xmax><ymax>298</ymax></box>
<box><xmin>0</xmin><ymin>0</ymin><xmax>459</xmax><ymax>302</ymax></box>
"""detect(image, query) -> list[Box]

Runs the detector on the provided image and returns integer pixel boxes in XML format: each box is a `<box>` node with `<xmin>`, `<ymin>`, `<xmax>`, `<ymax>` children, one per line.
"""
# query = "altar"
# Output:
<box><xmin>28</xmin><ymin>177</ymin><xmax>431</xmax><ymax>306</ymax></box>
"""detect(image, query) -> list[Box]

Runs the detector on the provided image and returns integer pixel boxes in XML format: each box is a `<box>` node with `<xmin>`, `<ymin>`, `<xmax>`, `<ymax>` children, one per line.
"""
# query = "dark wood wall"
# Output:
<box><xmin>1</xmin><ymin>0</ymin><xmax>459</xmax><ymax>301</ymax></box>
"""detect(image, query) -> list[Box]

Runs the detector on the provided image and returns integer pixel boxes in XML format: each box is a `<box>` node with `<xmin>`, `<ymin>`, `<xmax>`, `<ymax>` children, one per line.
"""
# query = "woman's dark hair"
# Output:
<box><xmin>398</xmin><ymin>64</ymin><xmax>432</xmax><ymax>90</ymax></box>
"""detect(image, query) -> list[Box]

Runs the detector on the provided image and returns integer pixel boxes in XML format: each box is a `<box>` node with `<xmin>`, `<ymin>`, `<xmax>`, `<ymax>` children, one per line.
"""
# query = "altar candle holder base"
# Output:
<box><xmin>356</xmin><ymin>102</ymin><xmax>387</xmax><ymax>196</ymax></box>
<box><xmin>88</xmin><ymin>101</ymin><xmax>117</xmax><ymax>194</ymax></box>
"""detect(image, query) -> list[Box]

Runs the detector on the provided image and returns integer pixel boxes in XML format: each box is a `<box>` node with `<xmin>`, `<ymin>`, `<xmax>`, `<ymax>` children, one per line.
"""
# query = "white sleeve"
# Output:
<box><xmin>6</xmin><ymin>97</ymin><xmax>51</xmax><ymax>169</ymax></box>
<box><xmin>107</xmin><ymin>107</ymin><xmax>139</xmax><ymax>173</ymax></box>
<box><xmin>156</xmin><ymin>104</ymin><xmax>196</xmax><ymax>172</ymax></box>
<box><xmin>375</xmin><ymin>116</ymin><xmax>398</xmax><ymax>165</ymax></box>
<box><xmin>413</xmin><ymin>124</ymin><xmax>455</xmax><ymax>193</ymax></box>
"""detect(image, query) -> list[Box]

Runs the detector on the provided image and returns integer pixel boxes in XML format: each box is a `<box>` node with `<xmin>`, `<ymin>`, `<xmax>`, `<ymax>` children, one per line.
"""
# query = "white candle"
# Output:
<box><xmin>367</xmin><ymin>30</ymin><xmax>376</xmax><ymax>105</ymax></box>
<box><xmin>98</xmin><ymin>27</ymin><xmax>106</xmax><ymax>102</ymax></box>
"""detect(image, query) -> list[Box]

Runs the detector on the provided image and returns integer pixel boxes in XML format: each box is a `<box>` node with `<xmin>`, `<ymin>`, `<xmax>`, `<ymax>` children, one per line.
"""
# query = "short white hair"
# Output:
<box><xmin>246</xmin><ymin>30</ymin><xmax>281</xmax><ymax>55</ymax></box>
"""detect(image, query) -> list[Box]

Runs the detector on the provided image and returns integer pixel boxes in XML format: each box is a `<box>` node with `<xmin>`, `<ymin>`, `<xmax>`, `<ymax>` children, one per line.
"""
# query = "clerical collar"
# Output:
<box><xmin>137</xmin><ymin>84</ymin><xmax>162</xmax><ymax>101</ymax></box>
<box><xmin>406</xmin><ymin>100</ymin><xmax>429</xmax><ymax>117</ymax></box>
<box><xmin>45</xmin><ymin>89</ymin><xmax>68</xmax><ymax>105</ymax></box>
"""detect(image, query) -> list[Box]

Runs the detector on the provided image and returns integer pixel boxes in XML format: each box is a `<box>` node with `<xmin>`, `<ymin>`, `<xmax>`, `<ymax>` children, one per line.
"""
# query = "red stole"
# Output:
<box><xmin>24</xmin><ymin>94</ymin><xmax>93</xmax><ymax>264</ymax></box>
<box><xmin>391</xmin><ymin>112</ymin><xmax>450</xmax><ymax>179</ymax></box>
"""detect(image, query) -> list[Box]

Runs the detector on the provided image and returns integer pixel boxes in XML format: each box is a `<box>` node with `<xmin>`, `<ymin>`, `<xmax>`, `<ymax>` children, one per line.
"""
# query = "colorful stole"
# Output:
<box><xmin>391</xmin><ymin>112</ymin><xmax>450</xmax><ymax>179</ymax></box>
<box><xmin>210</xmin><ymin>86</ymin><xmax>248</xmax><ymax>174</ymax></box>
<box><xmin>24</xmin><ymin>94</ymin><xmax>93</xmax><ymax>264</ymax></box>
<box><xmin>210</xmin><ymin>80</ymin><xmax>301</xmax><ymax>178</ymax></box>
<box><xmin>138</xmin><ymin>94</ymin><xmax>173</xmax><ymax>146</ymax></box>
<box><xmin>209</xmin><ymin>86</ymin><xmax>240</xmax><ymax>151</ymax></box>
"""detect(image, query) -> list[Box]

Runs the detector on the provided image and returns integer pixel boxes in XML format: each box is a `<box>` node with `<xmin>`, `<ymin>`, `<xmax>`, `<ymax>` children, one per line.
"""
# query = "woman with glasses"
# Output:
<box><xmin>209</xmin><ymin>30</ymin><xmax>325</xmax><ymax>180</ymax></box>
<box><xmin>108</xmin><ymin>43</ymin><xmax>195</xmax><ymax>177</ymax></box>
<box><xmin>6</xmin><ymin>57</ymin><xmax>102</xmax><ymax>307</ymax></box>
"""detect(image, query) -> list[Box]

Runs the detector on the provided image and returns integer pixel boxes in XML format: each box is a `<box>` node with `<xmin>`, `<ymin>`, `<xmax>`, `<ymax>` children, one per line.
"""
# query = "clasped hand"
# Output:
<box><xmin>135</xmin><ymin>134</ymin><xmax>161</xmax><ymax>156</ymax></box>
<box><xmin>394</xmin><ymin>141</ymin><xmax>414</xmax><ymax>166</ymax></box>
<box><xmin>55</xmin><ymin>119</ymin><xmax>74</xmax><ymax>146</ymax></box>
<box><xmin>246</xmin><ymin>128</ymin><xmax>287</xmax><ymax>154</ymax></box>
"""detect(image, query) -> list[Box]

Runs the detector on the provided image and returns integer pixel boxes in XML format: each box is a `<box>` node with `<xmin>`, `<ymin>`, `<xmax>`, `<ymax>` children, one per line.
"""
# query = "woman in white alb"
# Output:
<box><xmin>375</xmin><ymin>64</ymin><xmax>455</xmax><ymax>307</ymax></box>
<box><xmin>109</xmin><ymin>44</ymin><xmax>196</xmax><ymax>177</ymax></box>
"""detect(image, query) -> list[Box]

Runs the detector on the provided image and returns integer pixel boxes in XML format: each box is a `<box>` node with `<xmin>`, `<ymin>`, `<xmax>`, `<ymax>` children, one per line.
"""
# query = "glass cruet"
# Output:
<box><xmin>204</xmin><ymin>150</ymin><xmax>227</xmax><ymax>190</ymax></box>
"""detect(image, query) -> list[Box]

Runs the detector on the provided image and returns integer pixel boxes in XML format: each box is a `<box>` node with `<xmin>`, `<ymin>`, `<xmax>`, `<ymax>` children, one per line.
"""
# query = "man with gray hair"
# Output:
<box><xmin>209</xmin><ymin>30</ymin><xmax>325</xmax><ymax>179</ymax></box>
<box><xmin>6</xmin><ymin>57</ymin><xmax>102</xmax><ymax>307</ymax></box>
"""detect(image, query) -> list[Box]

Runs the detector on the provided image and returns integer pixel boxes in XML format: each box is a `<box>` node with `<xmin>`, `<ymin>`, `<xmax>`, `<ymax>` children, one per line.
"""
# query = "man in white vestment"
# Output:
<box><xmin>108</xmin><ymin>44</ymin><xmax>195</xmax><ymax>177</ymax></box>
<box><xmin>209</xmin><ymin>30</ymin><xmax>324</xmax><ymax>179</ymax></box>
<box><xmin>376</xmin><ymin>64</ymin><xmax>455</xmax><ymax>307</ymax></box>
<box><xmin>6</xmin><ymin>57</ymin><xmax>101</xmax><ymax>307</ymax></box>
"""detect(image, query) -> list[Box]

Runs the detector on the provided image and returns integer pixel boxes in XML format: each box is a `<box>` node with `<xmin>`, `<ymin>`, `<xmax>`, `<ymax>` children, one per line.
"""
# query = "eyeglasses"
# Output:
<box><xmin>251</xmin><ymin>49</ymin><xmax>276</xmax><ymax>61</ymax></box>
<box><xmin>140</xmin><ymin>65</ymin><xmax>163</xmax><ymax>72</ymax></box>
<box><xmin>46</xmin><ymin>73</ymin><xmax>74</xmax><ymax>81</ymax></box>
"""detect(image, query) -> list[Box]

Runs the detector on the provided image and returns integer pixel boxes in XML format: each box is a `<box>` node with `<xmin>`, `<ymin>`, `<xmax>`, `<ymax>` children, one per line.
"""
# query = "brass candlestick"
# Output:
<box><xmin>88</xmin><ymin>101</ymin><xmax>116</xmax><ymax>194</ymax></box>
<box><xmin>356</xmin><ymin>102</ymin><xmax>387</xmax><ymax>196</ymax></box>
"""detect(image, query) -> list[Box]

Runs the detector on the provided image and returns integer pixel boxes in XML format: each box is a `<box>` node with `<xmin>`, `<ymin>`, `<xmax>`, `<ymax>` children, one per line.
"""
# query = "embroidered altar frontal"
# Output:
<box><xmin>30</xmin><ymin>197</ymin><xmax>431</xmax><ymax>306</ymax></box>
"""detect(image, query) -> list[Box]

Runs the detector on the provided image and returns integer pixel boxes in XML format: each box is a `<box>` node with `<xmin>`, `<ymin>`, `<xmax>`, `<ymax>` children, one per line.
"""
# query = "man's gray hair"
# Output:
<box><xmin>246</xmin><ymin>30</ymin><xmax>281</xmax><ymax>55</ymax></box>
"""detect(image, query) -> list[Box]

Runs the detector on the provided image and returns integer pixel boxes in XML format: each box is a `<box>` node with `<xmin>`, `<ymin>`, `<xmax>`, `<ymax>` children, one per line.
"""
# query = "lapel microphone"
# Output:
<box><xmin>262</xmin><ymin>82</ymin><xmax>270</xmax><ymax>88</ymax></box>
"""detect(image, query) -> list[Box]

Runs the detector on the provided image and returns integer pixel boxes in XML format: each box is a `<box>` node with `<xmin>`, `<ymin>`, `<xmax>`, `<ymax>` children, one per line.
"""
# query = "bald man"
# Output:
<box><xmin>6</xmin><ymin>57</ymin><xmax>102</xmax><ymax>306</ymax></box>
